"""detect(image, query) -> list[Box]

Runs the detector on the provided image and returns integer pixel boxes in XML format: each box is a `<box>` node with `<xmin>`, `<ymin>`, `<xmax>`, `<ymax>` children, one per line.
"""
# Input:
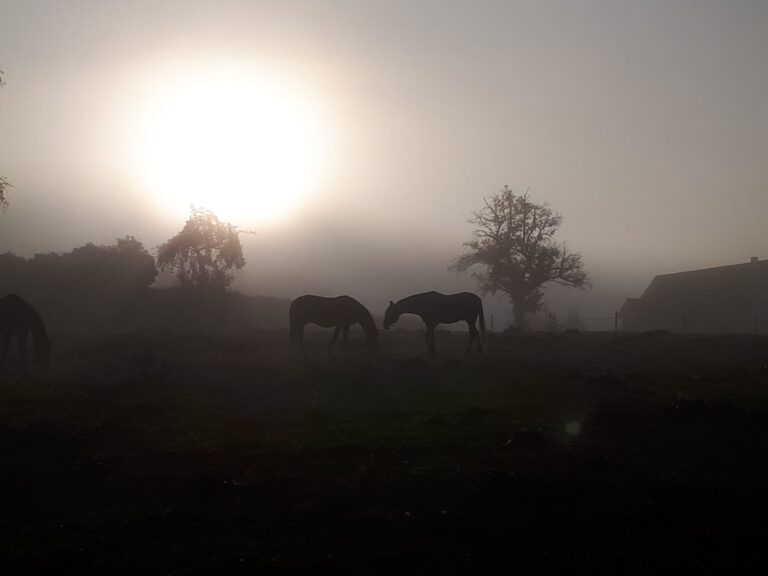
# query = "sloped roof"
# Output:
<box><xmin>642</xmin><ymin>259</ymin><xmax>768</xmax><ymax>303</ymax></box>
<box><xmin>622</xmin><ymin>259</ymin><xmax>768</xmax><ymax>333</ymax></box>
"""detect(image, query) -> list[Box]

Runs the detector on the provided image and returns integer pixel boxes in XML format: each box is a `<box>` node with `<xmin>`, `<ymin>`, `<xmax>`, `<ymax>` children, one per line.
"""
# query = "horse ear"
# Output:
<box><xmin>389</xmin><ymin>300</ymin><xmax>394</xmax><ymax>305</ymax></box>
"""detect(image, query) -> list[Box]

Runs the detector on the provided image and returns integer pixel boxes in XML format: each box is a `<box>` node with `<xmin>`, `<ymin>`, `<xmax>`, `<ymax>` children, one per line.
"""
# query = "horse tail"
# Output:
<box><xmin>478</xmin><ymin>299</ymin><xmax>486</xmax><ymax>346</ymax></box>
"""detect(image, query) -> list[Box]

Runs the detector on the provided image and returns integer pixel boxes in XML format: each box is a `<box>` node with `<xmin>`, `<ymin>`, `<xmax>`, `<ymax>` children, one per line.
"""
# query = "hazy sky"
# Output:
<box><xmin>1</xmin><ymin>1</ymin><xmax>767</xmax><ymax>327</ymax></box>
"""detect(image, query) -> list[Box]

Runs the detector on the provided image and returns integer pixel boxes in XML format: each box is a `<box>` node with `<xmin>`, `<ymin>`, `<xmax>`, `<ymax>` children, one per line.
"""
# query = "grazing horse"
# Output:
<box><xmin>0</xmin><ymin>294</ymin><xmax>51</xmax><ymax>373</ymax></box>
<box><xmin>289</xmin><ymin>295</ymin><xmax>378</xmax><ymax>356</ymax></box>
<box><xmin>383</xmin><ymin>291</ymin><xmax>485</xmax><ymax>358</ymax></box>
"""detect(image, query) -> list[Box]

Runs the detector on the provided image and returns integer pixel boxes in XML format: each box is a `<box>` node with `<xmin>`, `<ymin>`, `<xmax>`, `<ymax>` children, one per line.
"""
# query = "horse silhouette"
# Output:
<box><xmin>289</xmin><ymin>295</ymin><xmax>378</xmax><ymax>356</ymax></box>
<box><xmin>0</xmin><ymin>294</ymin><xmax>51</xmax><ymax>373</ymax></box>
<box><xmin>383</xmin><ymin>291</ymin><xmax>485</xmax><ymax>358</ymax></box>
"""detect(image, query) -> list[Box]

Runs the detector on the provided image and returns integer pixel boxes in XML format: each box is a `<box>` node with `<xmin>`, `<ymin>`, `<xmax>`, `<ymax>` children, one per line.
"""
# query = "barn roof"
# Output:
<box><xmin>642</xmin><ymin>258</ymin><xmax>768</xmax><ymax>301</ymax></box>
<box><xmin>621</xmin><ymin>258</ymin><xmax>768</xmax><ymax>333</ymax></box>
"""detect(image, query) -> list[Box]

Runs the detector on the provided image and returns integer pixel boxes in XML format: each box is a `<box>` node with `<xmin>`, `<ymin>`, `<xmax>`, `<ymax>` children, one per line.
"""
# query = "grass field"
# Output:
<box><xmin>2</xmin><ymin>329</ymin><xmax>768</xmax><ymax>574</ymax></box>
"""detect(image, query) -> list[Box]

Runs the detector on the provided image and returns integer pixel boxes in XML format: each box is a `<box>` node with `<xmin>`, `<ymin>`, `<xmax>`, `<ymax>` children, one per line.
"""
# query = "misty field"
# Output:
<box><xmin>2</xmin><ymin>330</ymin><xmax>768</xmax><ymax>574</ymax></box>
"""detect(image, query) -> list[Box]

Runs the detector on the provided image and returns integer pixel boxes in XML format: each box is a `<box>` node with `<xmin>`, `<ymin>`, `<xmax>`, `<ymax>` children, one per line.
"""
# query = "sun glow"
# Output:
<box><xmin>135</xmin><ymin>64</ymin><xmax>325</xmax><ymax>224</ymax></box>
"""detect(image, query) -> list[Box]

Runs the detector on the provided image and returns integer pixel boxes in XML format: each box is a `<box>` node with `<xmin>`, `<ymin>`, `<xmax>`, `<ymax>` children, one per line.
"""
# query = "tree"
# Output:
<box><xmin>0</xmin><ymin>70</ymin><xmax>8</xmax><ymax>211</ymax></box>
<box><xmin>157</xmin><ymin>207</ymin><xmax>245</xmax><ymax>291</ymax></box>
<box><xmin>0</xmin><ymin>176</ymin><xmax>8</xmax><ymax>212</ymax></box>
<box><xmin>452</xmin><ymin>186</ymin><xmax>588</xmax><ymax>330</ymax></box>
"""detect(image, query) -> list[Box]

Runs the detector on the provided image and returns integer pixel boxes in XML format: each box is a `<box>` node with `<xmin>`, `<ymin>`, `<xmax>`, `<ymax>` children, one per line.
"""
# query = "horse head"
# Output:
<box><xmin>383</xmin><ymin>301</ymin><xmax>398</xmax><ymax>330</ymax></box>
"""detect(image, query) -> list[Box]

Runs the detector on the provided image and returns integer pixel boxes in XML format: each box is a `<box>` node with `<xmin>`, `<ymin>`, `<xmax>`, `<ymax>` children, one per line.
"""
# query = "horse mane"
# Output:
<box><xmin>394</xmin><ymin>291</ymin><xmax>441</xmax><ymax>313</ymax></box>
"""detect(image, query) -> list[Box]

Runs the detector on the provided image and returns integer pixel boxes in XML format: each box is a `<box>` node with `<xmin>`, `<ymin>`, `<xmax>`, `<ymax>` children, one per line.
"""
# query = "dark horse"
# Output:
<box><xmin>0</xmin><ymin>294</ymin><xmax>51</xmax><ymax>373</ymax></box>
<box><xmin>289</xmin><ymin>295</ymin><xmax>378</xmax><ymax>356</ymax></box>
<box><xmin>383</xmin><ymin>291</ymin><xmax>485</xmax><ymax>358</ymax></box>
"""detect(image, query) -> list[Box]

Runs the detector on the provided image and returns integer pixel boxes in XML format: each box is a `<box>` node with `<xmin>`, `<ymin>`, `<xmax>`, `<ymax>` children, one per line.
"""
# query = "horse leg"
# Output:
<box><xmin>425</xmin><ymin>325</ymin><xmax>437</xmax><ymax>358</ymax></box>
<box><xmin>17</xmin><ymin>330</ymin><xmax>28</xmax><ymax>372</ymax></box>
<box><xmin>475</xmin><ymin>319</ymin><xmax>484</xmax><ymax>356</ymax></box>
<box><xmin>465</xmin><ymin>321</ymin><xmax>477</xmax><ymax>358</ymax></box>
<box><xmin>328</xmin><ymin>326</ymin><xmax>342</xmax><ymax>357</ymax></box>
<box><xmin>0</xmin><ymin>333</ymin><xmax>9</xmax><ymax>375</ymax></box>
<box><xmin>342</xmin><ymin>326</ymin><xmax>350</xmax><ymax>354</ymax></box>
<box><xmin>294</xmin><ymin>324</ymin><xmax>306</xmax><ymax>359</ymax></box>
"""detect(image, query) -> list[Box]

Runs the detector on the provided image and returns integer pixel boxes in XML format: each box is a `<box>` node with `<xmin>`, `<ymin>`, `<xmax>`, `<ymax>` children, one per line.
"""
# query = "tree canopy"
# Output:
<box><xmin>157</xmin><ymin>207</ymin><xmax>245</xmax><ymax>291</ymax></box>
<box><xmin>452</xmin><ymin>186</ymin><xmax>588</xmax><ymax>329</ymax></box>
<box><xmin>0</xmin><ymin>236</ymin><xmax>158</xmax><ymax>298</ymax></box>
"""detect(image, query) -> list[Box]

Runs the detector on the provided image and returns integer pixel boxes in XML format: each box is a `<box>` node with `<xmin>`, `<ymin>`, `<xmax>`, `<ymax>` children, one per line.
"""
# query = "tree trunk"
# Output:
<box><xmin>511</xmin><ymin>294</ymin><xmax>531</xmax><ymax>332</ymax></box>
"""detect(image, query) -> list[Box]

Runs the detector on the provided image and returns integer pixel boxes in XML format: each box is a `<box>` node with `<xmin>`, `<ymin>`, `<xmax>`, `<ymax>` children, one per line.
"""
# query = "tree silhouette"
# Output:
<box><xmin>157</xmin><ymin>207</ymin><xmax>245</xmax><ymax>291</ymax></box>
<box><xmin>71</xmin><ymin>236</ymin><xmax>159</xmax><ymax>293</ymax></box>
<box><xmin>452</xmin><ymin>186</ymin><xmax>588</xmax><ymax>330</ymax></box>
<box><xmin>0</xmin><ymin>177</ymin><xmax>8</xmax><ymax>212</ymax></box>
<box><xmin>1</xmin><ymin>70</ymin><xmax>8</xmax><ymax>211</ymax></box>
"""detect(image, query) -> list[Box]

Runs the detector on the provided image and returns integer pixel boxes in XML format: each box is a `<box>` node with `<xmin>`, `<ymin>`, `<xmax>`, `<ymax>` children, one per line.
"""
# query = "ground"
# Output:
<box><xmin>1</xmin><ymin>329</ymin><xmax>768</xmax><ymax>574</ymax></box>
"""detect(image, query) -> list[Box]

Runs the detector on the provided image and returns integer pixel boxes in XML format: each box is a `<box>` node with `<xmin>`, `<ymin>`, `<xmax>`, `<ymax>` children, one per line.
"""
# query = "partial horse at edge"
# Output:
<box><xmin>0</xmin><ymin>293</ymin><xmax>51</xmax><ymax>373</ymax></box>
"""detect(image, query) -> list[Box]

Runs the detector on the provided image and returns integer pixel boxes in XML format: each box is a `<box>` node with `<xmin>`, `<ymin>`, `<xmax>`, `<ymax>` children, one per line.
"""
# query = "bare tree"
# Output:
<box><xmin>452</xmin><ymin>186</ymin><xmax>588</xmax><ymax>330</ymax></box>
<box><xmin>0</xmin><ymin>70</ymin><xmax>8</xmax><ymax>211</ymax></box>
<box><xmin>157</xmin><ymin>207</ymin><xmax>245</xmax><ymax>291</ymax></box>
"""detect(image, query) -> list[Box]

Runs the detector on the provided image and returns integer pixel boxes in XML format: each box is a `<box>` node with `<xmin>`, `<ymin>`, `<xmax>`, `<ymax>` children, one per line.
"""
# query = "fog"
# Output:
<box><xmin>2</xmin><ymin>1</ymin><xmax>767</xmax><ymax>329</ymax></box>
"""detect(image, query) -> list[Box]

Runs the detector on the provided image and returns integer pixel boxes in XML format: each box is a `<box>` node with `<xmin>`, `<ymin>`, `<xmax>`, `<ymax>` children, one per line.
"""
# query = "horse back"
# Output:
<box><xmin>454</xmin><ymin>292</ymin><xmax>483</xmax><ymax>312</ymax></box>
<box><xmin>290</xmin><ymin>295</ymin><xmax>365</xmax><ymax>328</ymax></box>
<box><xmin>448</xmin><ymin>292</ymin><xmax>483</xmax><ymax>321</ymax></box>
<box><xmin>406</xmin><ymin>291</ymin><xmax>482</xmax><ymax>324</ymax></box>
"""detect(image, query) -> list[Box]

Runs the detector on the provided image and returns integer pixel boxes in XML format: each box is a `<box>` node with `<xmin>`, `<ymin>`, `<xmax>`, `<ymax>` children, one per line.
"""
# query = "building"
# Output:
<box><xmin>620</xmin><ymin>258</ymin><xmax>768</xmax><ymax>333</ymax></box>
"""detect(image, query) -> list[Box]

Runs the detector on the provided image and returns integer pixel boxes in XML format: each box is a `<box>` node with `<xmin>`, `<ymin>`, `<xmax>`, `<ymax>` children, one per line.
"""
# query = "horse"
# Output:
<box><xmin>0</xmin><ymin>294</ymin><xmax>51</xmax><ymax>373</ymax></box>
<box><xmin>289</xmin><ymin>295</ymin><xmax>378</xmax><ymax>357</ymax></box>
<box><xmin>383</xmin><ymin>291</ymin><xmax>485</xmax><ymax>358</ymax></box>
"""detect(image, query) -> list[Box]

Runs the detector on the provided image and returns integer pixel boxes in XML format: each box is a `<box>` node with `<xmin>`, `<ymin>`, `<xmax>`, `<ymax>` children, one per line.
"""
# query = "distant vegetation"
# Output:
<box><xmin>0</xmin><ymin>235</ymin><xmax>288</xmax><ymax>335</ymax></box>
<box><xmin>0</xmin><ymin>236</ymin><xmax>157</xmax><ymax>331</ymax></box>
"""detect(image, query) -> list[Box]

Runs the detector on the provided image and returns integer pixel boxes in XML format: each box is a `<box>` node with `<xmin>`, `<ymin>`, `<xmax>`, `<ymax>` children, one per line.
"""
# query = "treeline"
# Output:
<box><xmin>0</xmin><ymin>237</ymin><xmax>289</xmax><ymax>335</ymax></box>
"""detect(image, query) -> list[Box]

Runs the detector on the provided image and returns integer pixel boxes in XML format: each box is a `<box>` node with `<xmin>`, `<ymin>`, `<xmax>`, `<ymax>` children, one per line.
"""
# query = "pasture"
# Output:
<box><xmin>2</xmin><ymin>329</ymin><xmax>768</xmax><ymax>574</ymax></box>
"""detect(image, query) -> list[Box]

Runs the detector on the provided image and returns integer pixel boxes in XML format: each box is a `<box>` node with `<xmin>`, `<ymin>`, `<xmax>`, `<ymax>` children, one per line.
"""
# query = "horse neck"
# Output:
<box><xmin>356</xmin><ymin>307</ymin><xmax>377</xmax><ymax>339</ymax></box>
<box><xmin>396</xmin><ymin>295</ymin><xmax>424</xmax><ymax>315</ymax></box>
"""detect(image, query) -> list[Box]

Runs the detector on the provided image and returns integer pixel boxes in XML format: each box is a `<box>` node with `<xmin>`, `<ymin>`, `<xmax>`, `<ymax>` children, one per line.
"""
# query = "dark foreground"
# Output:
<box><xmin>2</xmin><ymin>330</ymin><xmax>768</xmax><ymax>574</ymax></box>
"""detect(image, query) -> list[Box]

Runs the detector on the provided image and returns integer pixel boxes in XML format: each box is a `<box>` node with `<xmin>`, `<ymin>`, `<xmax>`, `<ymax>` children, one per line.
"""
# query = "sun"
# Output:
<box><xmin>135</xmin><ymin>65</ymin><xmax>323</xmax><ymax>224</ymax></box>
